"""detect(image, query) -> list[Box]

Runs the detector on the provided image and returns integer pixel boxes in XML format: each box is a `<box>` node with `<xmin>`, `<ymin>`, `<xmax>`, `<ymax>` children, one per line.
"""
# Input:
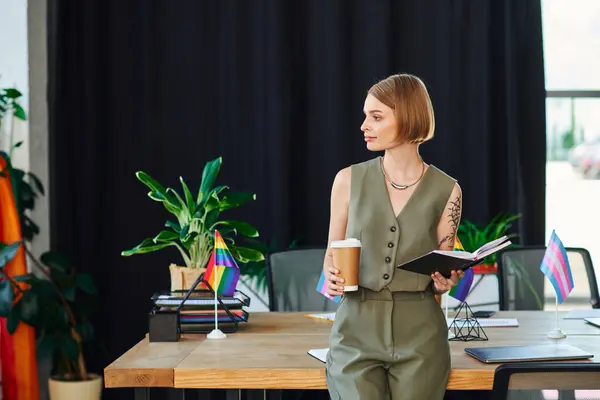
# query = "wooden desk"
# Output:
<box><xmin>104</xmin><ymin>311</ymin><xmax>600</xmax><ymax>394</ymax></box>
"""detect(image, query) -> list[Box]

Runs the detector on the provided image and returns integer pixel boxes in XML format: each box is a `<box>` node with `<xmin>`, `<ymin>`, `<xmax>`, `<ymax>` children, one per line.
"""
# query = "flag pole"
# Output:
<box><xmin>214</xmin><ymin>267</ymin><xmax>218</xmax><ymax>330</ymax></box>
<box><xmin>444</xmin><ymin>293</ymin><xmax>448</xmax><ymax>319</ymax></box>
<box><xmin>555</xmin><ymin>295</ymin><xmax>558</xmax><ymax>328</ymax></box>
<box><xmin>444</xmin><ymin>293</ymin><xmax>455</xmax><ymax>339</ymax></box>
<box><xmin>547</xmin><ymin>294</ymin><xmax>566</xmax><ymax>339</ymax></box>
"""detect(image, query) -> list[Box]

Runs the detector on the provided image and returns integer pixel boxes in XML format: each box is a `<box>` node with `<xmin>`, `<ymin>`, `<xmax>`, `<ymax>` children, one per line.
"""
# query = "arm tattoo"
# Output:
<box><xmin>438</xmin><ymin>195</ymin><xmax>462</xmax><ymax>248</ymax></box>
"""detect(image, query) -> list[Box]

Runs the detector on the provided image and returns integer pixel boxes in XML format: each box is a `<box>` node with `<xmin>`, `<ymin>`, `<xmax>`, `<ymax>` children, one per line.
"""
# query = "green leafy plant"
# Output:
<box><xmin>121</xmin><ymin>156</ymin><xmax>265</xmax><ymax>271</ymax></box>
<box><xmin>0</xmin><ymin>241</ymin><xmax>99</xmax><ymax>381</ymax></box>
<box><xmin>0</xmin><ymin>87</ymin><xmax>26</xmax><ymax>129</ymax></box>
<box><xmin>458</xmin><ymin>212</ymin><xmax>521</xmax><ymax>265</ymax></box>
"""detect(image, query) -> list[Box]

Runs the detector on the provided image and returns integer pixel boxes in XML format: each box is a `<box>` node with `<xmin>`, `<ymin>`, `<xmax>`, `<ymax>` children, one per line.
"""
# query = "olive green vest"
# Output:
<box><xmin>345</xmin><ymin>157</ymin><xmax>457</xmax><ymax>292</ymax></box>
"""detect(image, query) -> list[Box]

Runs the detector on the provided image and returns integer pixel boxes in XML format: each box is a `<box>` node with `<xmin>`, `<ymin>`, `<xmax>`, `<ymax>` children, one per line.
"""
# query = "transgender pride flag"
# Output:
<box><xmin>540</xmin><ymin>230</ymin><xmax>574</xmax><ymax>304</ymax></box>
<box><xmin>316</xmin><ymin>269</ymin><xmax>341</xmax><ymax>303</ymax></box>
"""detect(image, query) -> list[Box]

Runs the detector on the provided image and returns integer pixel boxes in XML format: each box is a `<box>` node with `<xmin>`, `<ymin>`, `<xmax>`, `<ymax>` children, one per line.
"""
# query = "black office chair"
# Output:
<box><xmin>491</xmin><ymin>362</ymin><xmax>600</xmax><ymax>400</ymax></box>
<box><xmin>266</xmin><ymin>247</ymin><xmax>339</xmax><ymax>312</ymax></box>
<box><xmin>497</xmin><ymin>247</ymin><xmax>600</xmax><ymax>311</ymax></box>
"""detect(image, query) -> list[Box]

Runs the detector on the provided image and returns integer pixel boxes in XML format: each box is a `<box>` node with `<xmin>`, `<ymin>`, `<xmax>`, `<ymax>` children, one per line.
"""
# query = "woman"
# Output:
<box><xmin>324</xmin><ymin>73</ymin><xmax>463</xmax><ymax>400</ymax></box>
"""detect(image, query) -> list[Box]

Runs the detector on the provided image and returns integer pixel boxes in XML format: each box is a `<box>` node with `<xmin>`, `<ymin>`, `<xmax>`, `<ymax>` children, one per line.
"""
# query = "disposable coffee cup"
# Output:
<box><xmin>331</xmin><ymin>238</ymin><xmax>361</xmax><ymax>292</ymax></box>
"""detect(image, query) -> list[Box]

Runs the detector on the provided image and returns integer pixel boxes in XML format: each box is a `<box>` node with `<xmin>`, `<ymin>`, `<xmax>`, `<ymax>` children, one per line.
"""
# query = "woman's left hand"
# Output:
<box><xmin>431</xmin><ymin>270</ymin><xmax>464</xmax><ymax>295</ymax></box>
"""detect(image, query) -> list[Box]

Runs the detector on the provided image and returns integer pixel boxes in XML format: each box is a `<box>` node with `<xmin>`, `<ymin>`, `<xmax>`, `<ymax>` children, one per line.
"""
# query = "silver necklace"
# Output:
<box><xmin>380</xmin><ymin>156</ymin><xmax>425</xmax><ymax>190</ymax></box>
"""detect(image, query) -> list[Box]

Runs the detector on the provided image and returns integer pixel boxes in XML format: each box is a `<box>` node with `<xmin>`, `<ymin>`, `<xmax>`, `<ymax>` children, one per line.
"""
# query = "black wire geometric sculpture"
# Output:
<box><xmin>448</xmin><ymin>301</ymin><xmax>488</xmax><ymax>342</ymax></box>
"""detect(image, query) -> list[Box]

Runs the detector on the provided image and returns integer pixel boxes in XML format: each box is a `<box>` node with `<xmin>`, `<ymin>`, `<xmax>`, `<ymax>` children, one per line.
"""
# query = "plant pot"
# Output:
<box><xmin>48</xmin><ymin>373</ymin><xmax>102</xmax><ymax>400</ymax></box>
<box><xmin>169</xmin><ymin>263</ymin><xmax>205</xmax><ymax>291</ymax></box>
<box><xmin>472</xmin><ymin>263</ymin><xmax>498</xmax><ymax>275</ymax></box>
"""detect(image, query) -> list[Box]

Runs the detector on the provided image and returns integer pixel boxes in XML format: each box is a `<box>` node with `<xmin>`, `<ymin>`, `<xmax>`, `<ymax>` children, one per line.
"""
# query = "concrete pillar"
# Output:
<box><xmin>28</xmin><ymin>0</ymin><xmax>51</xmax><ymax>398</ymax></box>
<box><xmin>27</xmin><ymin>0</ymin><xmax>50</xmax><ymax>260</ymax></box>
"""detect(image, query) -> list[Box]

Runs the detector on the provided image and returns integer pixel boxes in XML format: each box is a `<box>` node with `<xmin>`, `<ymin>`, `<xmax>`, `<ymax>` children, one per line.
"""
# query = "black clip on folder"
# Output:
<box><xmin>148</xmin><ymin>272</ymin><xmax>248</xmax><ymax>342</ymax></box>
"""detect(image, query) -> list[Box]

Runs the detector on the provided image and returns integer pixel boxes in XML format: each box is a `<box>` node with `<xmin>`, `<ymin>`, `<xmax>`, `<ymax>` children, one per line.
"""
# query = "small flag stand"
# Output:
<box><xmin>202</xmin><ymin>230</ymin><xmax>242</xmax><ymax>340</ymax></box>
<box><xmin>547</xmin><ymin>295</ymin><xmax>567</xmax><ymax>339</ymax></box>
<box><xmin>448</xmin><ymin>301</ymin><xmax>488</xmax><ymax>342</ymax></box>
<box><xmin>540</xmin><ymin>230</ymin><xmax>573</xmax><ymax>340</ymax></box>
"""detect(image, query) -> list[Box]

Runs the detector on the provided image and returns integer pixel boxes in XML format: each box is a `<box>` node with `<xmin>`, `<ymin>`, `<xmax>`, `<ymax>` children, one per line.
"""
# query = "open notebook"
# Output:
<box><xmin>398</xmin><ymin>236</ymin><xmax>512</xmax><ymax>277</ymax></box>
<box><xmin>432</xmin><ymin>235</ymin><xmax>511</xmax><ymax>261</ymax></box>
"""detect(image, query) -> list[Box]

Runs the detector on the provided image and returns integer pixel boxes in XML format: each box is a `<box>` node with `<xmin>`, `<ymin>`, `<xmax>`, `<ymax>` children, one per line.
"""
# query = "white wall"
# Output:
<box><xmin>0</xmin><ymin>0</ymin><xmax>28</xmax><ymax>107</ymax></box>
<box><xmin>0</xmin><ymin>0</ymin><xmax>29</xmax><ymax>171</ymax></box>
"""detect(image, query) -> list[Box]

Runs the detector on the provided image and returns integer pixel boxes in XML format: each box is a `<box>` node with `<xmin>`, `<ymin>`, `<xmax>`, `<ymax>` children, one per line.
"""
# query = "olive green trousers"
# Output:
<box><xmin>326</xmin><ymin>287</ymin><xmax>450</xmax><ymax>400</ymax></box>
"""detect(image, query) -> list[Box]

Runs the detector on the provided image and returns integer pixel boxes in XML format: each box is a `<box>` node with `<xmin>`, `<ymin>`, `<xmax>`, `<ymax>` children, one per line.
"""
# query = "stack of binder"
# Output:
<box><xmin>150</xmin><ymin>288</ymin><xmax>251</xmax><ymax>335</ymax></box>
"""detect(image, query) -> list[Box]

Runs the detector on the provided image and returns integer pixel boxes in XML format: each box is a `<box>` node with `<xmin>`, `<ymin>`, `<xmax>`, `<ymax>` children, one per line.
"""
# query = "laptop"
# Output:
<box><xmin>465</xmin><ymin>344</ymin><xmax>594</xmax><ymax>364</ymax></box>
<box><xmin>585</xmin><ymin>318</ymin><xmax>600</xmax><ymax>328</ymax></box>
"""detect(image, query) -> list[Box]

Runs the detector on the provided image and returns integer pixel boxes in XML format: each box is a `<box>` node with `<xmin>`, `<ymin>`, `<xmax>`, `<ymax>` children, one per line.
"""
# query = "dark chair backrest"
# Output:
<box><xmin>497</xmin><ymin>246</ymin><xmax>600</xmax><ymax>311</ymax></box>
<box><xmin>266</xmin><ymin>247</ymin><xmax>339</xmax><ymax>312</ymax></box>
<box><xmin>492</xmin><ymin>362</ymin><xmax>600</xmax><ymax>400</ymax></box>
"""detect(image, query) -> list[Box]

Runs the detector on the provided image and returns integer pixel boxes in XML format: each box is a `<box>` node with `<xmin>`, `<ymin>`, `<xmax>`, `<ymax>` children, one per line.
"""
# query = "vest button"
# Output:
<box><xmin>388</xmin><ymin>242</ymin><xmax>394</xmax><ymax>248</ymax></box>
<box><xmin>385</xmin><ymin>257</ymin><xmax>391</xmax><ymax>263</ymax></box>
<box><xmin>383</xmin><ymin>274</ymin><xmax>390</xmax><ymax>280</ymax></box>
<box><xmin>390</xmin><ymin>226</ymin><xmax>397</xmax><ymax>232</ymax></box>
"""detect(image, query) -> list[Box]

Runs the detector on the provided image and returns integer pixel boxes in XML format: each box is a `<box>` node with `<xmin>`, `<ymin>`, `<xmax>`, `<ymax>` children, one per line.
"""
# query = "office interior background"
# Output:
<box><xmin>1</xmin><ymin>0</ymin><xmax>599</xmax><ymax>399</ymax></box>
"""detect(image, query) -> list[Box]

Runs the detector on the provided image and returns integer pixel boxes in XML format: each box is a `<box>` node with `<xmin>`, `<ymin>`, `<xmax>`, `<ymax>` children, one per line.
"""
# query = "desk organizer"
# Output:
<box><xmin>148</xmin><ymin>272</ymin><xmax>251</xmax><ymax>342</ymax></box>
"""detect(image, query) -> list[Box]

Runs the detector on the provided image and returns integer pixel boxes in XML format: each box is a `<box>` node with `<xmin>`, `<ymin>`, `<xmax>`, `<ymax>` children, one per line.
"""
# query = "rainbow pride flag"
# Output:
<box><xmin>203</xmin><ymin>230</ymin><xmax>240</xmax><ymax>296</ymax></box>
<box><xmin>447</xmin><ymin>236</ymin><xmax>474</xmax><ymax>303</ymax></box>
<box><xmin>540</xmin><ymin>230</ymin><xmax>573</xmax><ymax>303</ymax></box>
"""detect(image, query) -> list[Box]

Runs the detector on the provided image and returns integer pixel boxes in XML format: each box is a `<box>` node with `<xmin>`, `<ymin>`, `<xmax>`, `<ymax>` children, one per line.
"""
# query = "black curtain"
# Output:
<box><xmin>48</xmin><ymin>1</ymin><xmax>545</xmax><ymax>399</ymax></box>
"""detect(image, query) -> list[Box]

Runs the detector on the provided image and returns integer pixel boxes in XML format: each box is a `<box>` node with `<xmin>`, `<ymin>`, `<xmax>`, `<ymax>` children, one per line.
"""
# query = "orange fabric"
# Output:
<box><xmin>0</xmin><ymin>154</ymin><xmax>40</xmax><ymax>400</ymax></box>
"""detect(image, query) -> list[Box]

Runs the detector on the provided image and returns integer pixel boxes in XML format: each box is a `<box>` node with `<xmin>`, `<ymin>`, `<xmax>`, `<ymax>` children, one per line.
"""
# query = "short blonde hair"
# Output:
<box><xmin>368</xmin><ymin>74</ymin><xmax>435</xmax><ymax>144</ymax></box>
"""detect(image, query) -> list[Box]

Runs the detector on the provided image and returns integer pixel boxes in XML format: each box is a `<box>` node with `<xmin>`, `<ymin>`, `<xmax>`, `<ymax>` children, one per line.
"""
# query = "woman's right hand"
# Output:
<box><xmin>326</xmin><ymin>266</ymin><xmax>345</xmax><ymax>297</ymax></box>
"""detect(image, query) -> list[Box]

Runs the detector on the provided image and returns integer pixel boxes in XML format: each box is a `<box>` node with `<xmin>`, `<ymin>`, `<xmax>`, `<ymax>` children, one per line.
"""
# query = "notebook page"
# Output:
<box><xmin>473</xmin><ymin>240</ymin><xmax>512</xmax><ymax>261</ymax></box>
<box><xmin>473</xmin><ymin>236</ymin><xmax>509</xmax><ymax>258</ymax></box>
<box><xmin>307</xmin><ymin>348</ymin><xmax>328</xmax><ymax>363</ymax></box>
<box><xmin>432</xmin><ymin>250</ymin><xmax>475</xmax><ymax>259</ymax></box>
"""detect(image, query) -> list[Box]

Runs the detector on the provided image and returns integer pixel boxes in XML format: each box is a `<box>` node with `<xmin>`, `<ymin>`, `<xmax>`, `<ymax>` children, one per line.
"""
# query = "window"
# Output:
<box><xmin>543</xmin><ymin>0</ymin><xmax>600</xmax><ymax>309</ymax></box>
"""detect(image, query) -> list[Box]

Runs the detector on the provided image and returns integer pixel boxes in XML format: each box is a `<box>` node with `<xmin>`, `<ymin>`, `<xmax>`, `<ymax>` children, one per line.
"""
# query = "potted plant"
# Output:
<box><xmin>0</xmin><ymin>242</ymin><xmax>101</xmax><ymax>400</ymax></box>
<box><xmin>457</xmin><ymin>212</ymin><xmax>521</xmax><ymax>274</ymax></box>
<box><xmin>121</xmin><ymin>156</ymin><xmax>265</xmax><ymax>290</ymax></box>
